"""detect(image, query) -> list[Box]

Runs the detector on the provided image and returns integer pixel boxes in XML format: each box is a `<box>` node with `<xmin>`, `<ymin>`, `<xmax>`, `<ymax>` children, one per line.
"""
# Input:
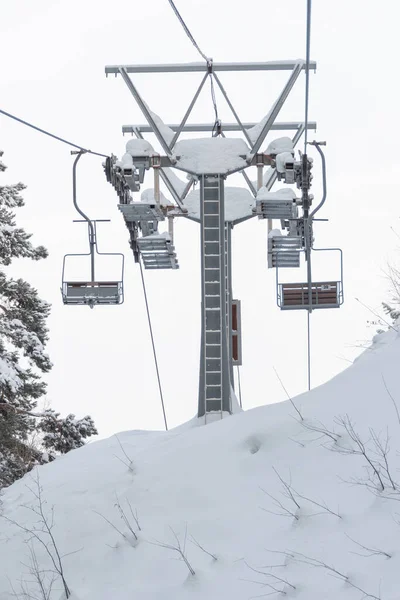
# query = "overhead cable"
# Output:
<box><xmin>139</xmin><ymin>260</ymin><xmax>169</xmax><ymax>431</ymax></box>
<box><xmin>166</xmin><ymin>0</ymin><xmax>221</xmax><ymax>135</ymax></box>
<box><xmin>304</xmin><ymin>0</ymin><xmax>313</xmax><ymax>391</ymax></box>
<box><xmin>0</xmin><ymin>107</ymin><xmax>109</xmax><ymax>158</ymax></box>
<box><xmin>304</xmin><ymin>0</ymin><xmax>312</xmax><ymax>151</ymax></box>
<box><xmin>166</xmin><ymin>0</ymin><xmax>210</xmax><ymax>62</ymax></box>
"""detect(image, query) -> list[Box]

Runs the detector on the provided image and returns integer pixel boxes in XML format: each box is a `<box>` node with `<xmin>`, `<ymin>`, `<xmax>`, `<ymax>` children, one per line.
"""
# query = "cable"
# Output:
<box><xmin>139</xmin><ymin>260</ymin><xmax>169</xmax><ymax>431</ymax></box>
<box><xmin>166</xmin><ymin>0</ymin><xmax>209</xmax><ymax>62</ymax></box>
<box><xmin>210</xmin><ymin>75</ymin><xmax>221</xmax><ymax>137</ymax></box>
<box><xmin>0</xmin><ymin>107</ymin><xmax>109</xmax><ymax>158</ymax></box>
<box><xmin>304</xmin><ymin>0</ymin><xmax>312</xmax><ymax>151</ymax></box>
<box><xmin>304</xmin><ymin>0</ymin><xmax>313</xmax><ymax>391</ymax></box>
<box><xmin>307</xmin><ymin>311</ymin><xmax>311</xmax><ymax>391</ymax></box>
<box><xmin>166</xmin><ymin>0</ymin><xmax>221</xmax><ymax>134</ymax></box>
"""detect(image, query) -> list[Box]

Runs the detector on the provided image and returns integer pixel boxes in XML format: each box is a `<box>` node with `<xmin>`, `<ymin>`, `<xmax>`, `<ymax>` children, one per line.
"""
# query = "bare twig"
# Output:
<box><xmin>369</xmin><ymin>428</ymin><xmax>398</xmax><ymax>490</ymax></box>
<box><xmin>259</xmin><ymin>487</ymin><xmax>299</xmax><ymax>521</ymax></box>
<box><xmin>293</xmin><ymin>490</ymin><xmax>342</xmax><ymax>519</ymax></box>
<box><xmin>381</xmin><ymin>374</ymin><xmax>400</xmax><ymax>427</ymax></box>
<box><xmin>2</xmin><ymin>472</ymin><xmax>71</xmax><ymax>598</ymax></box>
<box><xmin>150</xmin><ymin>526</ymin><xmax>195</xmax><ymax>576</ymax></box>
<box><xmin>114</xmin><ymin>435</ymin><xmax>134</xmax><ymax>472</ymax></box>
<box><xmin>355</xmin><ymin>298</ymin><xmax>398</xmax><ymax>333</ymax></box>
<box><xmin>299</xmin><ymin>418</ymin><xmax>341</xmax><ymax>443</ymax></box>
<box><xmin>289</xmin><ymin>550</ymin><xmax>348</xmax><ymax>581</ymax></box>
<box><xmin>334</xmin><ymin>415</ymin><xmax>386</xmax><ymax>491</ymax></box>
<box><xmin>126</xmin><ymin>499</ymin><xmax>141</xmax><ymax>531</ymax></box>
<box><xmin>245</xmin><ymin>562</ymin><xmax>296</xmax><ymax>590</ymax></box>
<box><xmin>94</xmin><ymin>506</ymin><xmax>137</xmax><ymax>546</ymax></box>
<box><xmin>272</xmin><ymin>468</ymin><xmax>300</xmax><ymax>510</ymax></box>
<box><xmin>345</xmin><ymin>533</ymin><xmax>391</xmax><ymax>559</ymax></box>
<box><xmin>114</xmin><ymin>494</ymin><xmax>138</xmax><ymax>540</ymax></box>
<box><xmin>272</xmin><ymin>366</ymin><xmax>303</xmax><ymax>421</ymax></box>
<box><xmin>190</xmin><ymin>535</ymin><xmax>217</xmax><ymax>561</ymax></box>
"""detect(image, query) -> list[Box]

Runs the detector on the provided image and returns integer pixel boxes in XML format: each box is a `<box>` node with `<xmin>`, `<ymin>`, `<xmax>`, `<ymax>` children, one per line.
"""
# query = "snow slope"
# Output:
<box><xmin>2</xmin><ymin>326</ymin><xmax>400</xmax><ymax>600</ymax></box>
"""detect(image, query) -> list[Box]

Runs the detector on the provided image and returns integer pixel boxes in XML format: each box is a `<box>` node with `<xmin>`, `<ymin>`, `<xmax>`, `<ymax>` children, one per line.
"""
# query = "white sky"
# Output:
<box><xmin>1</xmin><ymin>0</ymin><xmax>399</xmax><ymax>438</ymax></box>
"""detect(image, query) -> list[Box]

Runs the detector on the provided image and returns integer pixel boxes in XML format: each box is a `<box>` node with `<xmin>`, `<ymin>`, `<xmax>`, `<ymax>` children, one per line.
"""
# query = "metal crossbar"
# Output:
<box><xmin>106</xmin><ymin>61</ymin><xmax>317</xmax><ymax>74</ymax></box>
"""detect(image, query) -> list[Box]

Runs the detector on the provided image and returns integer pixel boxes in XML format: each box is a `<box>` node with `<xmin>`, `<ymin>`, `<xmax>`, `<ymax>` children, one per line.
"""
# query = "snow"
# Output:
<box><xmin>246</xmin><ymin>59</ymin><xmax>306</xmax><ymax>145</ymax></box>
<box><xmin>141</xmin><ymin>188</ymin><xmax>174</xmax><ymax>208</ymax></box>
<box><xmin>140</xmin><ymin>231</ymin><xmax>171</xmax><ymax>240</ymax></box>
<box><xmin>162</xmin><ymin>167</ymin><xmax>189</xmax><ymax>197</ymax></box>
<box><xmin>184</xmin><ymin>187</ymin><xmax>255</xmax><ymax>222</ymax></box>
<box><xmin>268</xmin><ymin>228</ymin><xmax>282</xmax><ymax>238</ymax></box>
<box><xmin>257</xmin><ymin>186</ymin><xmax>298</xmax><ymax>201</ymax></box>
<box><xmin>2</xmin><ymin>326</ymin><xmax>400</xmax><ymax>599</ymax></box>
<box><xmin>276</xmin><ymin>151</ymin><xmax>295</xmax><ymax>174</ymax></box>
<box><xmin>174</xmin><ymin>138</ymin><xmax>249</xmax><ymax>175</ymax></box>
<box><xmin>246</xmin><ymin>107</ymin><xmax>273</xmax><ymax>144</ymax></box>
<box><xmin>148</xmin><ymin>110</ymin><xmax>175</xmax><ymax>147</ymax></box>
<box><xmin>125</xmin><ymin>138</ymin><xmax>155</xmax><ymax>157</ymax></box>
<box><xmin>266</xmin><ymin>136</ymin><xmax>294</xmax><ymax>156</ymax></box>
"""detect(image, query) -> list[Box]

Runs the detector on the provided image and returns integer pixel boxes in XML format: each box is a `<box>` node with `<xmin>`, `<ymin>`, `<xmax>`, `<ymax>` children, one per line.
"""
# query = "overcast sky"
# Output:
<box><xmin>1</xmin><ymin>0</ymin><xmax>399</xmax><ymax>438</ymax></box>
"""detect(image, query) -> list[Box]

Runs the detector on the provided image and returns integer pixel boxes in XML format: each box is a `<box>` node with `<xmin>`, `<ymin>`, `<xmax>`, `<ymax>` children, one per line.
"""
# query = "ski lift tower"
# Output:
<box><xmin>104</xmin><ymin>59</ymin><xmax>319</xmax><ymax>421</ymax></box>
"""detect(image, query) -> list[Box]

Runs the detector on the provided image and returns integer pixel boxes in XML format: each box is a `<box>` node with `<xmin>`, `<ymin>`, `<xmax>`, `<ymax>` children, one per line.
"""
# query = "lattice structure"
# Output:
<box><xmin>104</xmin><ymin>58</ymin><xmax>342</xmax><ymax>421</ymax></box>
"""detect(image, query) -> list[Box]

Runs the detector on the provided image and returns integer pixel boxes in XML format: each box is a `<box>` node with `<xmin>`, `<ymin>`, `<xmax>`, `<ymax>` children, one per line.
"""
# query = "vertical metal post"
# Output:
<box><xmin>198</xmin><ymin>175</ymin><xmax>231</xmax><ymax>419</ymax></box>
<box><xmin>72</xmin><ymin>151</ymin><xmax>95</xmax><ymax>282</ymax></box>
<box><xmin>168</xmin><ymin>215</ymin><xmax>174</xmax><ymax>243</ymax></box>
<box><xmin>225</xmin><ymin>223</ymin><xmax>234</xmax><ymax>383</ymax></box>
<box><xmin>154</xmin><ymin>167</ymin><xmax>161</xmax><ymax>206</ymax></box>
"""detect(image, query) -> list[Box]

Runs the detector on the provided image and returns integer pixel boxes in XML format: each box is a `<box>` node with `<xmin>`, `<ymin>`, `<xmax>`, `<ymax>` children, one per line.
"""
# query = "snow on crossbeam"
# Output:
<box><xmin>122</xmin><ymin>122</ymin><xmax>318</xmax><ymax>134</ymax></box>
<box><xmin>105</xmin><ymin>60</ymin><xmax>317</xmax><ymax>74</ymax></box>
<box><xmin>174</xmin><ymin>138</ymin><xmax>250</xmax><ymax>175</ymax></box>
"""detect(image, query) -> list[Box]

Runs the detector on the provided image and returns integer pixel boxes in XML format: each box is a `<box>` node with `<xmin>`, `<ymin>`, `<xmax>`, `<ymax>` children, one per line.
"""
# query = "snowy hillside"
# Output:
<box><xmin>2</xmin><ymin>326</ymin><xmax>400</xmax><ymax>600</ymax></box>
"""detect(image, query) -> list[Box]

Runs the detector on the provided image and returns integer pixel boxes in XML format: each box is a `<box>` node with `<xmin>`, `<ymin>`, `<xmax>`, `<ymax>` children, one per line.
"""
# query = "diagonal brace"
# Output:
<box><xmin>249</xmin><ymin>62</ymin><xmax>304</xmax><ymax>158</ymax></box>
<box><xmin>119</xmin><ymin>68</ymin><xmax>173</xmax><ymax>156</ymax></box>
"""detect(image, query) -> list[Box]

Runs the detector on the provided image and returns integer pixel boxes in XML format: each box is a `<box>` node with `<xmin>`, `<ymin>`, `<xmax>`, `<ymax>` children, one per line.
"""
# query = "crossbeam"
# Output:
<box><xmin>122</xmin><ymin>122</ymin><xmax>317</xmax><ymax>134</ymax></box>
<box><xmin>106</xmin><ymin>60</ymin><xmax>317</xmax><ymax>75</ymax></box>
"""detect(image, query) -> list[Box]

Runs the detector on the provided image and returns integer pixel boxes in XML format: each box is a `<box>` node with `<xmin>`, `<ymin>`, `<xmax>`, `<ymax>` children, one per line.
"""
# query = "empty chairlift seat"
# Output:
<box><xmin>256</xmin><ymin>188</ymin><xmax>299</xmax><ymax>220</ymax></box>
<box><xmin>278</xmin><ymin>281</ymin><xmax>342</xmax><ymax>310</ymax></box>
<box><xmin>137</xmin><ymin>232</ymin><xmax>179</xmax><ymax>270</ymax></box>
<box><xmin>118</xmin><ymin>201</ymin><xmax>164</xmax><ymax>223</ymax></box>
<box><xmin>268</xmin><ymin>233</ymin><xmax>301</xmax><ymax>269</ymax></box>
<box><xmin>62</xmin><ymin>281</ymin><xmax>123</xmax><ymax>306</ymax></box>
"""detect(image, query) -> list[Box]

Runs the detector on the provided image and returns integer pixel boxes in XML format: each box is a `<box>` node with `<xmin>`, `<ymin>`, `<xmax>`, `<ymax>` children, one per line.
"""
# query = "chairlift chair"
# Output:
<box><xmin>276</xmin><ymin>247</ymin><xmax>343</xmax><ymax>311</ymax></box>
<box><xmin>61</xmin><ymin>151</ymin><xmax>125</xmax><ymax>308</ymax></box>
<box><xmin>61</xmin><ymin>222</ymin><xmax>125</xmax><ymax>307</ymax></box>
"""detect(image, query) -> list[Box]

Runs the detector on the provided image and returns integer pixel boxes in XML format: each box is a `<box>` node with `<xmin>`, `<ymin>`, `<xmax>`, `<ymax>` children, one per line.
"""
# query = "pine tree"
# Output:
<box><xmin>0</xmin><ymin>151</ymin><xmax>97</xmax><ymax>489</ymax></box>
<box><xmin>39</xmin><ymin>410</ymin><xmax>97</xmax><ymax>454</ymax></box>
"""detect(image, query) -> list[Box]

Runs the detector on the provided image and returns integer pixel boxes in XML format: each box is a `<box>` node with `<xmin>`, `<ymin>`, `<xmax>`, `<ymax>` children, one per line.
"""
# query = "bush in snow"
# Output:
<box><xmin>0</xmin><ymin>151</ymin><xmax>97</xmax><ymax>490</ymax></box>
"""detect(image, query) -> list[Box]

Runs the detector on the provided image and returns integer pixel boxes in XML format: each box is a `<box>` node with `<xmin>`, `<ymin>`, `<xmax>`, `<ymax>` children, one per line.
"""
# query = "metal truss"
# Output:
<box><xmin>106</xmin><ymin>58</ymin><xmax>315</xmax><ymax>420</ymax></box>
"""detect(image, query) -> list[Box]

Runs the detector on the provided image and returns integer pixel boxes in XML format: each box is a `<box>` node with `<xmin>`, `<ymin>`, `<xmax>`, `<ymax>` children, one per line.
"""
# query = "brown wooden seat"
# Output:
<box><xmin>279</xmin><ymin>281</ymin><xmax>340</xmax><ymax>310</ymax></box>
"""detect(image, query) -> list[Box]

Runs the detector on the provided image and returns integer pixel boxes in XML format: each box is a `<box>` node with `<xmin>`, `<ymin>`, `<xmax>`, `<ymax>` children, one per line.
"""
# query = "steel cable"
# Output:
<box><xmin>139</xmin><ymin>260</ymin><xmax>169</xmax><ymax>431</ymax></box>
<box><xmin>0</xmin><ymin>107</ymin><xmax>109</xmax><ymax>158</ymax></box>
<box><xmin>166</xmin><ymin>0</ymin><xmax>210</xmax><ymax>62</ymax></box>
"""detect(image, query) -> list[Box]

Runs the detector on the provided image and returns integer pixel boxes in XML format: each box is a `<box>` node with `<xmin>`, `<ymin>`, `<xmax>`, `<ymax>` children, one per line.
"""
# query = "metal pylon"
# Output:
<box><xmin>106</xmin><ymin>59</ymin><xmax>317</xmax><ymax>423</ymax></box>
<box><xmin>198</xmin><ymin>175</ymin><xmax>231</xmax><ymax>419</ymax></box>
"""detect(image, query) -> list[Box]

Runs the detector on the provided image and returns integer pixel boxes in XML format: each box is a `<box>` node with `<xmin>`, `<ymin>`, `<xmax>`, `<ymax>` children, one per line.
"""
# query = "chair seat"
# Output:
<box><xmin>62</xmin><ymin>281</ymin><xmax>123</xmax><ymax>305</ymax></box>
<box><xmin>279</xmin><ymin>281</ymin><xmax>341</xmax><ymax>310</ymax></box>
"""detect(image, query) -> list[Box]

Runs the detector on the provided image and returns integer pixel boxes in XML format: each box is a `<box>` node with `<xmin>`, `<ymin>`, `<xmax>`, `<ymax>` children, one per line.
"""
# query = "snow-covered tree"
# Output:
<box><xmin>39</xmin><ymin>410</ymin><xmax>98</xmax><ymax>454</ymax></box>
<box><xmin>0</xmin><ymin>151</ymin><xmax>97</xmax><ymax>489</ymax></box>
